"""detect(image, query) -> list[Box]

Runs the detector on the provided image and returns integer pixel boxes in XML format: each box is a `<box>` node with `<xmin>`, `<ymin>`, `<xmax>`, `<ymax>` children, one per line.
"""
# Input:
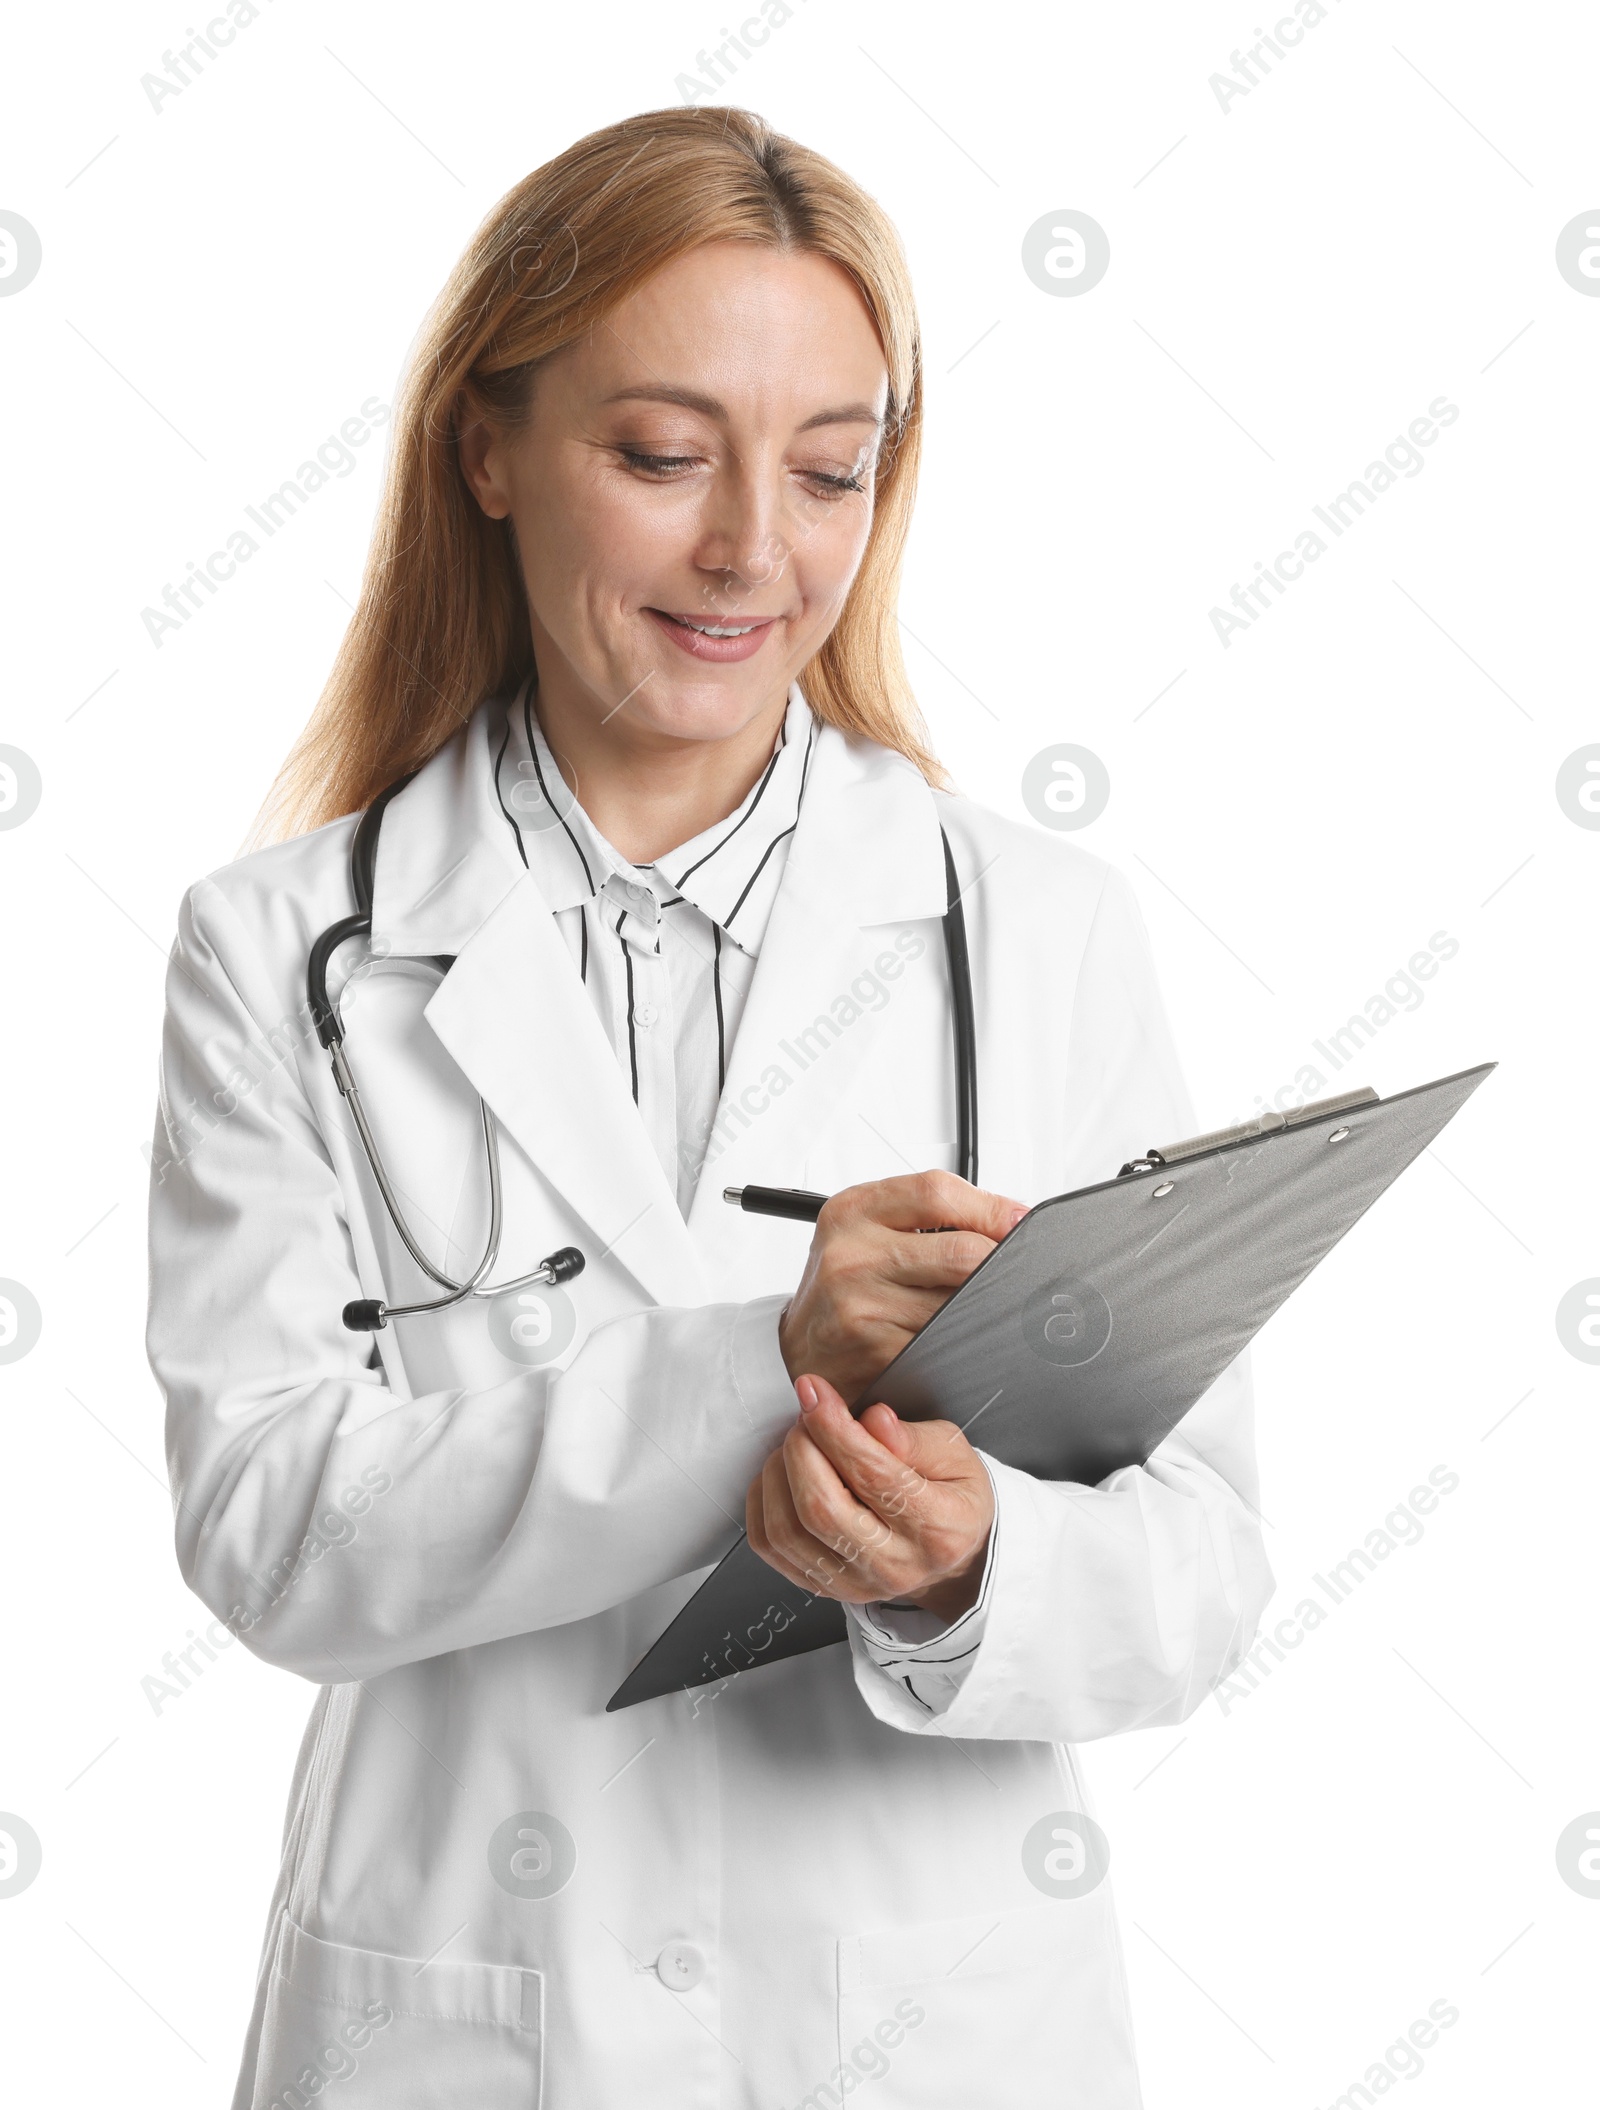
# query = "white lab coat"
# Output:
<box><xmin>147</xmin><ymin>697</ymin><xmax>1273</xmax><ymax>2110</ymax></box>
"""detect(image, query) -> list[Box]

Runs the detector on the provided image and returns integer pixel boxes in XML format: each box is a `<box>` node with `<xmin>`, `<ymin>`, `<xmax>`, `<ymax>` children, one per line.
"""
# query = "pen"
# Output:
<box><xmin>722</xmin><ymin>1184</ymin><xmax>828</xmax><ymax>1223</ymax></box>
<box><xmin>721</xmin><ymin>1184</ymin><xmax>973</xmax><ymax>1234</ymax></box>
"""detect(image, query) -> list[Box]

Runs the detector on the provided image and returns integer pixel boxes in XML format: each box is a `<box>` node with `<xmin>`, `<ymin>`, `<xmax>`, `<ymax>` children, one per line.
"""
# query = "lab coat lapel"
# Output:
<box><xmin>369</xmin><ymin>706</ymin><xmax>707</xmax><ymax>1311</ymax></box>
<box><xmin>684</xmin><ymin>726</ymin><xmax>950</xmax><ymax>1247</ymax></box>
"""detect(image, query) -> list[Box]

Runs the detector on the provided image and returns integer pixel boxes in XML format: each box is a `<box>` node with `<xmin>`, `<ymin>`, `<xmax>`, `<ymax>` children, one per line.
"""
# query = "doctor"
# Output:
<box><xmin>148</xmin><ymin>108</ymin><xmax>1273</xmax><ymax>2110</ymax></box>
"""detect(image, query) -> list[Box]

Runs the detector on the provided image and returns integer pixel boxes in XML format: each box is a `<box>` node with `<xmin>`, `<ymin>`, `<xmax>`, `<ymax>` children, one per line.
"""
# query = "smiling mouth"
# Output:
<box><xmin>650</xmin><ymin>611</ymin><xmax>777</xmax><ymax>637</ymax></box>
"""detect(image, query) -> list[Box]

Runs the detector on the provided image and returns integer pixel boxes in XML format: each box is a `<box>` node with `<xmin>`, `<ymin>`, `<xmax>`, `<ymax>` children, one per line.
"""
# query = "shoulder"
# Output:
<box><xmin>166</xmin><ymin>812</ymin><xmax>363</xmax><ymax>1037</ymax></box>
<box><xmin>930</xmin><ymin>782</ymin><xmax>1122</xmax><ymax>919</ymax></box>
<box><xmin>179</xmin><ymin>810</ymin><xmax>361</xmax><ymax>952</ymax></box>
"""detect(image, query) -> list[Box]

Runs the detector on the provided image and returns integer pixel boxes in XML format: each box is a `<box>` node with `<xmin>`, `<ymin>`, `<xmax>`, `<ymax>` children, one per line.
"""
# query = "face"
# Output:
<box><xmin>459</xmin><ymin>240</ymin><xmax>890</xmax><ymax>753</ymax></box>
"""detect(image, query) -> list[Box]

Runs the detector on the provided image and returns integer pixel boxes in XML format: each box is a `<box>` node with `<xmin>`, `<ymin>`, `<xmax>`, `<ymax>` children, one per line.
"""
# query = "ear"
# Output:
<box><xmin>456</xmin><ymin>388</ymin><xmax>512</xmax><ymax>520</ymax></box>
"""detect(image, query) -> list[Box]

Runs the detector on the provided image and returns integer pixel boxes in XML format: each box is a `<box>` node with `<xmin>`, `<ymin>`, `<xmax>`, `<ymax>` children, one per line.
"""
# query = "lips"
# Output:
<box><xmin>644</xmin><ymin>607</ymin><xmax>780</xmax><ymax>663</ymax></box>
<box><xmin>660</xmin><ymin>612</ymin><xmax>766</xmax><ymax>637</ymax></box>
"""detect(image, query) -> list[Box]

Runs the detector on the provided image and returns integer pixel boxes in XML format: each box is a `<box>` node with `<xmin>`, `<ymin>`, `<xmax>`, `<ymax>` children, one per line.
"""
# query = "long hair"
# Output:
<box><xmin>255</xmin><ymin>106</ymin><xmax>940</xmax><ymax>842</ymax></box>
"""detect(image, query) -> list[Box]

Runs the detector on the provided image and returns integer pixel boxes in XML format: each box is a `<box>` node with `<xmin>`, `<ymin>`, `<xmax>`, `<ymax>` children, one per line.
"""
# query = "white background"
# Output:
<box><xmin>1</xmin><ymin>0</ymin><xmax>1595</xmax><ymax>2101</ymax></box>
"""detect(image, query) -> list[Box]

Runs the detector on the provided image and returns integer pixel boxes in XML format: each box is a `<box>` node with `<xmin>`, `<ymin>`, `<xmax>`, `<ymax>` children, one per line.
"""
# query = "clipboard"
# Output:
<box><xmin>607</xmin><ymin>1060</ymin><xmax>1495</xmax><ymax>1711</ymax></box>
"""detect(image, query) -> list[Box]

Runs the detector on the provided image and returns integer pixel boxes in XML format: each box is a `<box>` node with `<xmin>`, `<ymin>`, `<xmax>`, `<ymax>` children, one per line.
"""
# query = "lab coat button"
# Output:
<box><xmin>655</xmin><ymin>1941</ymin><xmax>704</xmax><ymax>1991</ymax></box>
<box><xmin>635</xmin><ymin>1002</ymin><xmax>658</xmax><ymax>1027</ymax></box>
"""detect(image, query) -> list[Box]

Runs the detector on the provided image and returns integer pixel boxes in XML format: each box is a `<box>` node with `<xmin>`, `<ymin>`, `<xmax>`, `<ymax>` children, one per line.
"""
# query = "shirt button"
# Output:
<box><xmin>635</xmin><ymin>1002</ymin><xmax>659</xmax><ymax>1027</ymax></box>
<box><xmin>655</xmin><ymin>1942</ymin><xmax>704</xmax><ymax>1991</ymax></box>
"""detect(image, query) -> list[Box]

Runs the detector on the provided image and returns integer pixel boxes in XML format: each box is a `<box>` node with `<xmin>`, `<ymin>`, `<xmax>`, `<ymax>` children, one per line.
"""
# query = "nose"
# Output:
<box><xmin>691</xmin><ymin>454</ymin><xmax>791</xmax><ymax>613</ymax></box>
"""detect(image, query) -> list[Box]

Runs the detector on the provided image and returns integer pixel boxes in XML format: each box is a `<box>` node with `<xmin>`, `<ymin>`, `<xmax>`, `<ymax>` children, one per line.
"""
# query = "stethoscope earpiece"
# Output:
<box><xmin>540</xmin><ymin>1247</ymin><xmax>586</xmax><ymax>1287</ymax></box>
<box><xmin>340</xmin><ymin>1245</ymin><xmax>586</xmax><ymax>1335</ymax></box>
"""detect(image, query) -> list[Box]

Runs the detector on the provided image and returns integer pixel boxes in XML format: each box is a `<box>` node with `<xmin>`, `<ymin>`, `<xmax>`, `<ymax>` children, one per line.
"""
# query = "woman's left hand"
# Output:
<box><xmin>746</xmin><ymin>1374</ymin><xmax>995</xmax><ymax>1623</ymax></box>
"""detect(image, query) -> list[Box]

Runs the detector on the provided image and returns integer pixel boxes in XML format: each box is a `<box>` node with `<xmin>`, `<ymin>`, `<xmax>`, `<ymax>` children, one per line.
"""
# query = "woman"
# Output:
<box><xmin>148</xmin><ymin>108</ymin><xmax>1272</xmax><ymax>2110</ymax></box>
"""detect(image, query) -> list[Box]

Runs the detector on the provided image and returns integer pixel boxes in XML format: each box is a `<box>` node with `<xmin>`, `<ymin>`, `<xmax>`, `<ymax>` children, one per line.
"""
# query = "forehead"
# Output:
<box><xmin>570</xmin><ymin>241</ymin><xmax>890</xmax><ymax>421</ymax></box>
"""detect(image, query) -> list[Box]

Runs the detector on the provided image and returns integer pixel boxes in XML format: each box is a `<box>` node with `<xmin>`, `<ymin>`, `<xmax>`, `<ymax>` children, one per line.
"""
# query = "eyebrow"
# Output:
<box><xmin>600</xmin><ymin>384</ymin><xmax>883</xmax><ymax>432</ymax></box>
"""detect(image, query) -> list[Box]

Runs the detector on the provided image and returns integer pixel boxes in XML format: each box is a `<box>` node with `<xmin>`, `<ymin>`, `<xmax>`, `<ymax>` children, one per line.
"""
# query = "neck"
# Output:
<box><xmin>529</xmin><ymin>671</ymin><xmax>791</xmax><ymax>864</ymax></box>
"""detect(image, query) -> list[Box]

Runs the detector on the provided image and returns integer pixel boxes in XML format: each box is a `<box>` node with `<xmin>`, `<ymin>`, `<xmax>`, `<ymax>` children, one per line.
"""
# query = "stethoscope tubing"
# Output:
<box><xmin>331</xmin><ymin>993</ymin><xmax>572</xmax><ymax>1321</ymax></box>
<box><xmin>307</xmin><ymin>698</ymin><xmax>977</xmax><ymax>1329</ymax></box>
<box><xmin>308</xmin><ymin>764</ymin><xmax>578</xmax><ymax>1328</ymax></box>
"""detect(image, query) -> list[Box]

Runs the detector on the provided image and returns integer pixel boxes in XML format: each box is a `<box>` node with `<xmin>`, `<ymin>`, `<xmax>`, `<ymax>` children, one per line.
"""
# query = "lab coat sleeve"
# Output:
<box><xmin>146</xmin><ymin>879</ymin><xmax>800</xmax><ymax>1684</ymax></box>
<box><xmin>844</xmin><ymin>862</ymin><xmax>1275</xmax><ymax>1742</ymax></box>
<box><xmin>842</xmin><ymin>1463</ymin><xmax>1000</xmax><ymax>1712</ymax></box>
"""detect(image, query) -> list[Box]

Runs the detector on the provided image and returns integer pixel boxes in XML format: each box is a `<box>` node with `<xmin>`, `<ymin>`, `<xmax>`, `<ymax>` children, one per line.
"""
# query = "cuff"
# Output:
<box><xmin>730</xmin><ymin>1293</ymin><xmax>799</xmax><ymax>1435</ymax></box>
<box><xmin>845</xmin><ymin>1456</ymin><xmax>1000</xmax><ymax>1711</ymax></box>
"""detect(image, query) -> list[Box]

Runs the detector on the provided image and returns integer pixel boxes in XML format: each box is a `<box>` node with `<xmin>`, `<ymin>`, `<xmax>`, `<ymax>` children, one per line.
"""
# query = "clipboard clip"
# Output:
<box><xmin>1116</xmin><ymin>1085</ymin><xmax>1380</xmax><ymax>1178</ymax></box>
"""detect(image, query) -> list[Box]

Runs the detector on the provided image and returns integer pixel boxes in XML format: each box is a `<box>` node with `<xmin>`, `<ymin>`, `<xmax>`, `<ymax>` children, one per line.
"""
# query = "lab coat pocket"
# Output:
<box><xmin>251</xmin><ymin>1915</ymin><xmax>543</xmax><ymax>2110</ymax></box>
<box><xmin>834</xmin><ymin>1897</ymin><xmax>1141</xmax><ymax>2109</ymax></box>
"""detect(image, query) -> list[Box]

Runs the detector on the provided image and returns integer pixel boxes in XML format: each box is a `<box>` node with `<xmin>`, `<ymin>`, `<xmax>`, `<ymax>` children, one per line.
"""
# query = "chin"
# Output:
<box><xmin>630</xmin><ymin>672</ymin><xmax>793</xmax><ymax>743</ymax></box>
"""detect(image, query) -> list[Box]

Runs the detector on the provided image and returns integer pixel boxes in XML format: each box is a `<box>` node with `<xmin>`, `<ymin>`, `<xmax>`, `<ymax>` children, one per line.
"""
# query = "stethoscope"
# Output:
<box><xmin>307</xmin><ymin>767</ymin><xmax>584</xmax><ymax>1333</ymax></box>
<box><xmin>306</xmin><ymin>714</ymin><xmax>978</xmax><ymax>1334</ymax></box>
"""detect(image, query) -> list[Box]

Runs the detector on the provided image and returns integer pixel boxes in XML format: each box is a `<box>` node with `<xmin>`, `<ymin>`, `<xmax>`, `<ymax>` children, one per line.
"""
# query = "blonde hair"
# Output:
<box><xmin>256</xmin><ymin>105</ymin><xmax>941</xmax><ymax>842</ymax></box>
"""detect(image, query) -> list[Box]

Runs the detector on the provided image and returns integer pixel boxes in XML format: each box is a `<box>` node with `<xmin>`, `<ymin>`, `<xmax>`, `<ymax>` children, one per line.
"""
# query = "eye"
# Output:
<box><xmin>616</xmin><ymin>447</ymin><xmax>702</xmax><ymax>479</ymax></box>
<box><xmin>797</xmin><ymin>437</ymin><xmax>876</xmax><ymax>500</ymax></box>
<box><xmin>798</xmin><ymin>467</ymin><xmax>867</xmax><ymax>498</ymax></box>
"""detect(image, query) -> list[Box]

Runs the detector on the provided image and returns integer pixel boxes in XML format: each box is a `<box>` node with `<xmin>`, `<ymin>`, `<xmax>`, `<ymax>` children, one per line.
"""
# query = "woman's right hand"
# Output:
<box><xmin>776</xmin><ymin>1171</ymin><xmax>1030</xmax><ymax>1403</ymax></box>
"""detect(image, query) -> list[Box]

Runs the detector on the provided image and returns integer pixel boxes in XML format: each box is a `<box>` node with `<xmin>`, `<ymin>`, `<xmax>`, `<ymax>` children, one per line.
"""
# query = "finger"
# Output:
<box><xmin>746</xmin><ymin>1420</ymin><xmax>805</xmax><ymax>1550</ymax></box>
<box><xmin>810</xmin><ymin>1392</ymin><xmax>987</xmax><ymax>1525</ymax></box>
<box><xmin>745</xmin><ymin>1462</ymin><xmax>768</xmax><ymax>1552</ymax></box>
<box><xmin>862</xmin><ymin>1226</ymin><xmax>1002</xmax><ymax>1296</ymax></box>
<box><xmin>810</xmin><ymin>1268</ymin><xmax>968</xmax><ymax>1340</ymax></box>
<box><xmin>843</xmin><ymin>1171</ymin><xmax>1029</xmax><ymax>1241</ymax></box>
<box><xmin>751</xmin><ymin>1523</ymin><xmax>838</xmax><ymax>1600</ymax></box>
<box><xmin>852</xmin><ymin>1410</ymin><xmax>990</xmax><ymax>1502</ymax></box>
<box><xmin>763</xmin><ymin>1438</ymin><xmax>886</xmax><ymax>1597</ymax></box>
<box><xmin>783</xmin><ymin>1418</ymin><xmax>976</xmax><ymax>1602</ymax></box>
<box><xmin>751</xmin><ymin>1526</ymin><xmax>837</xmax><ymax>1600</ymax></box>
<box><xmin>795</xmin><ymin>1398</ymin><xmax>995</xmax><ymax>1590</ymax></box>
<box><xmin>747</xmin><ymin>1452</ymin><xmax>829</xmax><ymax>1594</ymax></box>
<box><xmin>874</xmin><ymin>1412</ymin><xmax>985</xmax><ymax>1479</ymax></box>
<box><xmin>858</xmin><ymin>1400</ymin><xmax>914</xmax><ymax>1458</ymax></box>
<box><xmin>778</xmin><ymin>1418</ymin><xmax>892</xmax><ymax>1563</ymax></box>
<box><xmin>747</xmin><ymin>1457</ymin><xmax>825</xmax><ymax>1598</ymax></box>
<box><xmin>787</xmin><ymin>1379</ymin><xmax>927</xmax><ymax>1526</ymax></box>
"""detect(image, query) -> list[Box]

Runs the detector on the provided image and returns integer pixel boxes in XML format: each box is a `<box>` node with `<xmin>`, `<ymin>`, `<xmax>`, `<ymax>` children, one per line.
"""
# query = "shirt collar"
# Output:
<box><xmin>500</xmin><ymin>679</ymin><xmax>817</xmax><ymax>958</ymax></box>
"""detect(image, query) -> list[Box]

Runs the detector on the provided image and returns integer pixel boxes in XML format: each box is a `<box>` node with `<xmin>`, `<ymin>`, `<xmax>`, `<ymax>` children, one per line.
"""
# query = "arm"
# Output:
<box><xmin>842</xmin><ymin>865</ymin><xmax>1275</xmax><ymax>1739</ymax></box>
<box><xmin>147</xmin><ymin>881</ymin><xmax>797</xmax><ymax>1684</ymax></box>
<box><xmin>848</xmin><ymin>1356</ymin><xmax>1271</xmax><ymax>1741</ymax></box>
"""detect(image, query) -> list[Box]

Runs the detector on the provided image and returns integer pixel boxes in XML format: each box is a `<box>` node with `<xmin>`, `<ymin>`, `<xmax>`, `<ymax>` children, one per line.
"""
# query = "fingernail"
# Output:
<box><xmin>797</xmin><ymin>1376</ymin><xmax>820</xmax><ymax>1412</ymax></box>
<box><xmin>1007</xmin><ymin>1203</ymin><xmax>1029</xmax><ymax>1227</ymax></box>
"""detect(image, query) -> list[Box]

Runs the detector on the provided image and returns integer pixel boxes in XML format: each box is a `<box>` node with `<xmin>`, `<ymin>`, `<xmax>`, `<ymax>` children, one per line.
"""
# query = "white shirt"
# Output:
<box><xmin>497</xmin><ymin>677</ymin><xmax>814</xmax><ymax>1217</ymax></box>
<box><xmin>496</xmin><ymin>676</ymin><xmax>994</xmax><ymax>1696</ymax></box>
